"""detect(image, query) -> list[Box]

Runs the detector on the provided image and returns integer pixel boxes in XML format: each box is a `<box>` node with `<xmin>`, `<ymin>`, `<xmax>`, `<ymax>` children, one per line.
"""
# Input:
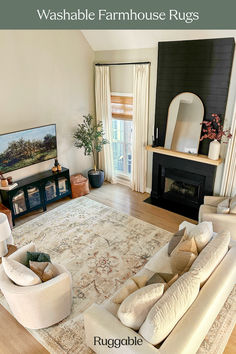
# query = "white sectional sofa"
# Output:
<box><xmin>84</xmin><ymin>222</ymin><xmax>236</xmax><ymax>354</ymax></box>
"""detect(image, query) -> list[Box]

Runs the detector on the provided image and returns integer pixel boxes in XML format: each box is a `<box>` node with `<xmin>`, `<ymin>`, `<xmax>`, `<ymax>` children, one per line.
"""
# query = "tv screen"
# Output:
<box><xmin>0</xmin><ymin>124</ymin><xmax>57</xmax><ymax>173</ymax></box>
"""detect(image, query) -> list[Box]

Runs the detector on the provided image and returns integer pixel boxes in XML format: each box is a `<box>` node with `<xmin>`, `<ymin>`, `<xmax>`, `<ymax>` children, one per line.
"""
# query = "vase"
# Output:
<box><xmin>208</xmin><ymin>139</ymin><xmax>220</xmax><ymax>160</ymax></box>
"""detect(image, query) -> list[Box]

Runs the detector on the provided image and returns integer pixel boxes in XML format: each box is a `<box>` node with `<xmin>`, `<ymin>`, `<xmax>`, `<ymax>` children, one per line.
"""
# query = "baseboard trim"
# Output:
<box><xmin>146</xmin><ymin>187</ymin><xmax>151</xmax><ymax>194</ymax></box>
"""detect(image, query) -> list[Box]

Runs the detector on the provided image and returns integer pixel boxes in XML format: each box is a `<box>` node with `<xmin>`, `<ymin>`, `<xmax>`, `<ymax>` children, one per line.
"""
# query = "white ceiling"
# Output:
<box><xmin>82</xmin><ymin>30</ymin><xmax>236</xmax><ymax>51</ymax></box>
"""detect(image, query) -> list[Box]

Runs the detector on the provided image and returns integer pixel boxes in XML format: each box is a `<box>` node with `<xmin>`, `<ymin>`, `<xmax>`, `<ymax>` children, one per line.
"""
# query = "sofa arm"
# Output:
<box><xmin>200</xmin><ymin>212</ymin><xmax>236</xmax><ymax>240</ymax></box>
<box><xmin>84</xmin><ymin>304</ymin><xmax>159</xmax><ymax>353</ymax></box>
<box><xmin>203</xmin><ymin>196</ymin><xmax>227</xmax><ymax>207</ymax></box>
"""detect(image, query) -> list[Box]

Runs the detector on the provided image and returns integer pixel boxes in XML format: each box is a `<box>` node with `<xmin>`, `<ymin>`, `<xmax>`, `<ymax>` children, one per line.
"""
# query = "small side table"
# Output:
<box><xmin>0</xmin><ymin>204</ymin><xmax>13</xmax><ymax>229</ymax></box>
<box><xmin>0</xmin><ymin>245</ymin><xmax>17</xmax><ymax>264</ymax></box>
<box><xmin>70</xmin><ymin>174</ymin><xmax>90</xmax><ymax>198</ymax></box>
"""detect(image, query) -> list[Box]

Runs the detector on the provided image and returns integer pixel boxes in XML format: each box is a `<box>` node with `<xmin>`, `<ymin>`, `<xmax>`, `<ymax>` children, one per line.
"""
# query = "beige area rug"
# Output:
<box><xmin>0</xmin><ymin>197</ymin><xmax>235</xmax><ymax>353</ymax></box>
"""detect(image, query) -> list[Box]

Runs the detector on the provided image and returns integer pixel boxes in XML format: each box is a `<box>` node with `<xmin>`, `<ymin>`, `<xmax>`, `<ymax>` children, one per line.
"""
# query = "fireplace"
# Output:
<box><xmin>145</xmin><ymin>152</ymin><xmax>217</xmax><ymax>220</ymax></box>
<box><xmin>162</xmin><ymin>168</ymin><xmax>204</xmax><ymax>207</ymax></box>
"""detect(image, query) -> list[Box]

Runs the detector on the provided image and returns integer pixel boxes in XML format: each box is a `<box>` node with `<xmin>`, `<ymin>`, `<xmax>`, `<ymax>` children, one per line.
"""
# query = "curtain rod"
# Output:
<box><xmin>95</xmin><ymin>61</ymin><xmax>151</xmax><ymax>66</ymax></box>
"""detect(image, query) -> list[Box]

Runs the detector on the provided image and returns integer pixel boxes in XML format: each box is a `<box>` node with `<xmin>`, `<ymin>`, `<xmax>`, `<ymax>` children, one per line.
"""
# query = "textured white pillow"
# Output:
<box><xmin>190</xmin><ymin>231</ymin><xmax>230</xmax><ymax>286</ymax></box>
<box><xmin>188</xmin><ymin>221</ymin><xmax>213</xmax><ymax>252</ymax></box>
<box><xmin>139</xmin><ymin>272</ymin><xmax>200</xmax><ymax>345</ymax></box>
<box><xmin>118</xmin><ymin>283</ymin><xmax>164</xmax><ymax>330</ymax></box>
<box><xmin>217</xmin><ymin>198</ymin><xmax>230</xmax><ymax>214</ymax></box>
<box><xmin>230</xmin><ymin>195</ymin><xmax>236</xmax><ymax>214</ymax></box>
<box><xmin>2</xmin><ymin>257</ymin><xmax>41</xmax><ymax>286</ymax></box>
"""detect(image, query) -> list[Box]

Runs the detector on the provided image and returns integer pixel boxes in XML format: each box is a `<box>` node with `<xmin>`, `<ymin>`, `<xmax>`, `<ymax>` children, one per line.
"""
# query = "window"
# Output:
<box><xmin>111</xmin><ymin>94</ymin><xmax>133</xmax><ymax>179</ymax></box>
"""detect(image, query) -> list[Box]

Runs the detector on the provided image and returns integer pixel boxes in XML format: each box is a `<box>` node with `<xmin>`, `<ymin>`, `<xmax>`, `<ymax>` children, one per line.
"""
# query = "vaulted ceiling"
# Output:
<box><xmin>82</xmin><ymin>30</ymin><xmax>236</xmax><ymax>51</ymax></box>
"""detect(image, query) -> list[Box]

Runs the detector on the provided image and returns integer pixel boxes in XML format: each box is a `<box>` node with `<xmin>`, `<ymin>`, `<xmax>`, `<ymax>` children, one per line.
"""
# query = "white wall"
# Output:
<box><xmin>0</xmin><ymin>30</ymin><xmax>95</xmax><ymax>182</ymax></box>
<box><xmin>95</xmin><ymin>39</ymin><xmax>236</xmax><ymax>194</ymax></box>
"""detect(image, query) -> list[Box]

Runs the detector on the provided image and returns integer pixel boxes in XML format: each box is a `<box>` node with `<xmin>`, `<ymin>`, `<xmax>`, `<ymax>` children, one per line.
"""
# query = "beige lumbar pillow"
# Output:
<box><xmin>131</xmin><ymin>275</ymin><xmax>147</xmax><ymax>288</ymax></box>
<box><xmin>230</xmin><ymin>196</ymin><xmax>236</xmax><ymax>214</ymax></box>
<box><xmin>139</xmin><ymin>272</ymin><xmax>200</xmax><ymax>345</ymax></box>
<box><xmin>118</xmin><ymin>283</ymin><xmax>164</xmax><ymax>330</ymax></box>
<box><xmin>170</xmin><ymin>237</ymin><xmax>198</xmax><ymax>275</ymax></box>
<box><xmin>188</xmin><ymin>221</ymin><xmax>213</xmax><ymax>252</ymax></box>
<box><xmin>190</xmin><ymin>231</ymin><xmax>230</xmax><ymax>286</ymax></box>
<box><xmin>112</xmin><ymin>276</ymin><xmax>147</xmax><ymax>304</ymax></box>
<box><xmin>29</xmin><ymin>261</ymin><xmax>57</xmax><ymax>282</ymax></box>
<box><xmin>217</xmin><ymin>198</ymin><xmax>230</xmax><ymax>214</ymax></box>
<box><xmin>168</xmin><ymin>227</ymin><xmax>187</xmax><ymax>255</ymax></box>
<box><xmin>112</xmin><ymin>279</ymin><xmax>139</xmax><ymax>304</ymax></box>
<box><xmin>2</xmin><ymin>257</ymin><xmax>41</xmax><ymax>286</ymax></box>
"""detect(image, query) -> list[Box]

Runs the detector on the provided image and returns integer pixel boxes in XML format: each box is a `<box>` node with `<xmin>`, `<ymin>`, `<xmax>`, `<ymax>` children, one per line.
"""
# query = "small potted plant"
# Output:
<box><xmin>73</xmin><ymin>114</ymin><xmax>109</xmax><ymax>188</ymax></box>
<box><xmin>200</xmin><ymin>114</ymin><xmax>232</xmax><ymax>160</ymax></box>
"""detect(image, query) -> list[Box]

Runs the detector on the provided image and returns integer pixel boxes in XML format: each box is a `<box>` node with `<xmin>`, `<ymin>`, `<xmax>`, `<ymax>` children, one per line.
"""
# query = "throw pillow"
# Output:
<box><xmin>146</xmin><ymin>273</ymin><xmax>166</xmax><ymax>286</ymax></box>
<box><xmin>118</xmin><ymin>283</ymin><xmax>164</xmax><ymax>330</ymax></box>
<box><xmin>190</xmin><ymin>231</ymin><xmax>230</xmax><ymax>286</ymax></box>
<box><xmin>230</xmin><ymin>195</ymin><xmax>236</xmax><ymax>214</ymax></box>
<box><xmin>42</xmin><ymin>263</ymin><xmax>57</xmax><ymax>282</ymax></box>
<box><xmin>29</xmin><ymin>261</ymin><xmax>48</xmax><ymax>279</ymax></box>
<box><xmin>2</xmin><ymin>257</ymin><xmax>41</xmax><ymax>286</ymax></box>
<box><xmin>168</xmin><ymin>228</ymin><xmax>187</xmax><ymax>255</ymax></box>
<box><xmin>26</xmin><ymin>251</ymin><xmax>51</xmax><ymax>267</ymax></box>
<box><xmin>188</xmin><ymin>221</ymin><xmax>213</xmax><ymax>252</ymax></box>
<box><xmin>131</xmin><ymin>275</ymin><xmax>148</xmax><ymax>288</ymax></box>
<box><xmin>170</xmin><ymin>238</ymin><xmax>198</xmax><ymax>275</ymax></box>
<box><xmin>164</xmin><ymin>274</ymin><xmax>179</xmax><ymax>291</ymax></box>
<box><xmin>139</xmin><ymin>272</ymin><xmax>200</xmax><ymax>345</ymax></box>
<box><xmin>146</xmin><ymin>273</ymin><xmax>179</xmax><ymax>291</ymax></box>
<box><xmin>29</xmin><ymin>261</ymin><xmax>57</xmax><ymax>282</ymax></box>
<box><xmin>112</xmin><ymin>279</ymin><xmax>139</xmax><ymax>304</ymax></box>
<box><xmin>217</xmin><ymin>198</ymin><xmax>230</xmax><ymax>214</ymax></box>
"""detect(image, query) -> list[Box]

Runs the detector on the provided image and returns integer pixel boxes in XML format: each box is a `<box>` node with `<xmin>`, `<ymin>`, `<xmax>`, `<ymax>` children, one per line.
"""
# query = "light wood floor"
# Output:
<box><xmin>0</xmin><ymin>183</ymin><xmax>234</xmax><ymax>353</ymax></box>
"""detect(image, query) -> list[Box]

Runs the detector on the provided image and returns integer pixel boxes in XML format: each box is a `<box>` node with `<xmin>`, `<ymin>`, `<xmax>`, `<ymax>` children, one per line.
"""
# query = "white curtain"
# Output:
<box><xmin>131</xmin><ymin>64</ymin><xmax>150</xmax><ymax>193</ymax></box>
<box><xmin>220</xmin><ymin>106</ymin><xmax>236</xmax><ymax>196</ymax></box>
<box><xmin>95</xmin><ymin>66</ymin><xmax>116</xmax><ymax>183</ymax></box>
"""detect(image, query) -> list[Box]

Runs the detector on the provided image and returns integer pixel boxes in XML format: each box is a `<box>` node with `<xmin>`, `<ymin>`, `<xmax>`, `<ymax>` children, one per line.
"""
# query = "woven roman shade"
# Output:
<box><xmin>111</xmin><ymin>95</ymin><xmax>133</xmax><ymax>120</ymax></box>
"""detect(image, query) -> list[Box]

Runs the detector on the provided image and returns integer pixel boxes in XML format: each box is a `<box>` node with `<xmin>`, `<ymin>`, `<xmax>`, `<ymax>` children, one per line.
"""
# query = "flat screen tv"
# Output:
<box><xmin>0</xmin><ymin>124</ymin><xmax>57</xmax><ymax>173</ymax></box>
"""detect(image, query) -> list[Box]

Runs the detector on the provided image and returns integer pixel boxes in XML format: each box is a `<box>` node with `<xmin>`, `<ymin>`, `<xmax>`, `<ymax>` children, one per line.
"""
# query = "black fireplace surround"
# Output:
<box><xmin>146</xmin><ymin>38</ymin><xmax>235</xmax><ymax>220</ymax></box>
<box><xmin>149</xmin><ymin>154</ymin><xmax>216</xmax><ymax>220</ymax></box>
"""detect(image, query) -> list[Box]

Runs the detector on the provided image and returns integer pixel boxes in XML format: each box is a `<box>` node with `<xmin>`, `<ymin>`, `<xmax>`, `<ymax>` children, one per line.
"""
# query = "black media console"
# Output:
<box><xmin>0</xmin><ymin>167</ymin><xmax>72</xmax><ymax>226</ymax></box>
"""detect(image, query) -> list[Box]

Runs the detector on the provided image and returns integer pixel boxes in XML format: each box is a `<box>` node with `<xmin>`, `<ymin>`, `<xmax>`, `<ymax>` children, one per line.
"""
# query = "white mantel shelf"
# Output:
<box><xmin>146</xmin><ymin>146</ymin><xmax>223</xmax><ymax>166</ymax></box>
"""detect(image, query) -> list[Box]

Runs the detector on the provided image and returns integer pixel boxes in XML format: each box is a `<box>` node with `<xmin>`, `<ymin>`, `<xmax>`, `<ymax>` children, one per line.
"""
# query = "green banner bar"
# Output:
<box><xmin>0</xmin><ymin>0</ymin><xmax>236</xmax><ymax>29</ymax></box>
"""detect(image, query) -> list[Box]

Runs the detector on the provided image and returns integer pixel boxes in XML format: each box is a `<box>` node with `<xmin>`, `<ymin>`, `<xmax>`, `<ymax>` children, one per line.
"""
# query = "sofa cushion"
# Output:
<box><xmin>188</xmin><ymin>221</ymin><xmax>213</xmax><ymax>252</ymax></box>
<box><xmin>217</xmin><ymin>198</ymin><xmax>230</xmax><ymax>214</ymax></box>
<box><xmin>2</xmin><ymin>257</ymin><xmax>41</xmax><ymax>286</ymax></box>
<box><xmin>139</xmin><ymin>271</ymin><xmax>200</xmax><ymax>345</ymax></box>
<box><xmin>230</xmin><ymin>195</ymin><xmax>236</xmax><ymax>214</ymax></box>
<box><xmin>190</xmin><ymin>231</ymin><xmax>230</xmax><ymax>286</ymax></box>
<box><xmin>170</xmin><ymin>238</ymin><xmax>198</xmax><ymax>275</ymax></box>
<box><xmin>144</xmin><ymin>243</ymin><xmax>173</xmax><ymax>274</ymax></box>
<box><xmin>118</xmin><ymin>283</ymin><xmax>164</xmax><ymax>330</ymax></box>
<box><xmin>168</xmin><ymin>228</ymin><xmax>187</xmax><ymax>255</ymax></box>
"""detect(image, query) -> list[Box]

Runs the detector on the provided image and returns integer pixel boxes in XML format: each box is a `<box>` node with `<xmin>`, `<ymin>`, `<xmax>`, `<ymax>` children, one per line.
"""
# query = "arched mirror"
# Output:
<box><xmin>164</xmin><ymin>92</ymin><xmax>204</xmax><ymax>154</ymax></box>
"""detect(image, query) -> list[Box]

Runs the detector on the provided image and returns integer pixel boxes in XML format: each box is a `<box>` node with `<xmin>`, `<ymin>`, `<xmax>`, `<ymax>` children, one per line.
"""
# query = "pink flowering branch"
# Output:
<box><xmin>200</xmin><ymin>114</ymin><xmax>232</xmax><ymax>143</ymax></box>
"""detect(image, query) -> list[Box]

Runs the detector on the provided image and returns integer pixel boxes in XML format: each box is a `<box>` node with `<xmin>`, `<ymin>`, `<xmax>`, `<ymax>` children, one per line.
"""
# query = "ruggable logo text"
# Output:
<box><xmin>94</xmin><ymin>336</ymin><xmax>143</xmax><ymax>348</ymax></box>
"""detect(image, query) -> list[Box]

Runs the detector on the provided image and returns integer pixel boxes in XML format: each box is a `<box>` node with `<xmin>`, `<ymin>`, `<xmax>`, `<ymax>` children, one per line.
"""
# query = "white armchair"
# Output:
<box><xmin>199</xmin><ymin>196</ymin><xmax>236</xmax><ymax>240</ymax></box>
<box><xmin>0</xmin><ymin>243</ymin><xmax>72</xmax><ymax>329</ymax></box>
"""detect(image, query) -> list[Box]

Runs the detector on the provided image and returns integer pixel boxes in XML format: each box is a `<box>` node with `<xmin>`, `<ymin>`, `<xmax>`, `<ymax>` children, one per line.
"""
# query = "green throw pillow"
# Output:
<box><xmin>26</xmin><ymin>251</ymin><xmax>51</xmax><ymax>267</ymax></box>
